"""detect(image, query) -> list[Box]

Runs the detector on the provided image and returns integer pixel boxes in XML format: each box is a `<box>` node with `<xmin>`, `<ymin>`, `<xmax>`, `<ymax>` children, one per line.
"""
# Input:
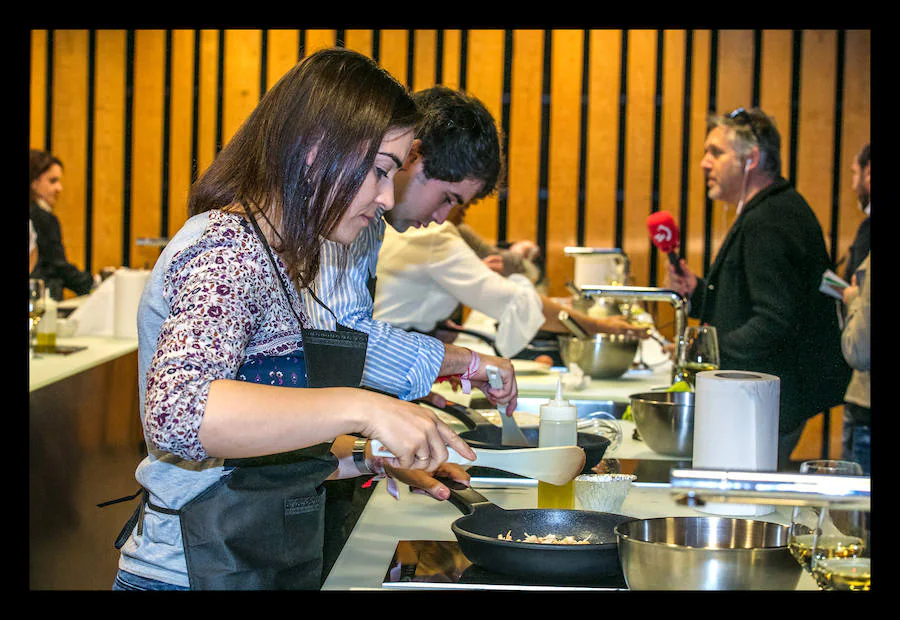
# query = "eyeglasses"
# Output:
<box><xmin>728</xmin><ymin>107</ymin><xmax>761</xmax><ymax>145</ymax></box>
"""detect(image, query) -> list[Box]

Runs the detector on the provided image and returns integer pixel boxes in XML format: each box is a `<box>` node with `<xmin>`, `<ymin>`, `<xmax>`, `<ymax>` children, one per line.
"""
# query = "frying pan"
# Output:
<box><xmin>429</xmin><ymin>401</ymin><xmax>611</xmax><ymax>474</ymax></box>
<box><xmin>443</xmin><ymin>480</ymin><xmax>631</xmax><ymax>582</ymax></box>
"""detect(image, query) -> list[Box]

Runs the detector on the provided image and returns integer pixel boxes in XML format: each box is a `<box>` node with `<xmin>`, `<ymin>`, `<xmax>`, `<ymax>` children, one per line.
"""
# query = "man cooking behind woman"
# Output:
<box><xmin>113</xmin><ymin>48</ymin><xmax>484</xmax><ymax>591</ymax></box>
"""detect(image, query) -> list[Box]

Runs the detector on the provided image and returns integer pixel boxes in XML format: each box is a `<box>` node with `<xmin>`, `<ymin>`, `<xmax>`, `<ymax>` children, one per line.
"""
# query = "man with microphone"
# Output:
<box><xmin>663</xmin><ymin>107</ymin><xmax>850</xmax><ymax>470</ymax></box>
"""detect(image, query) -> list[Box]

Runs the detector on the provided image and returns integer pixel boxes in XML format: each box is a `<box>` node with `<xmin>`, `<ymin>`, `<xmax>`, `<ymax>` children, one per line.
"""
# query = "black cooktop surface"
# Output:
<box><xmin>383</xmin><ymin>540</ymin><xmax>627</xmax><ymax>590</ymax></box>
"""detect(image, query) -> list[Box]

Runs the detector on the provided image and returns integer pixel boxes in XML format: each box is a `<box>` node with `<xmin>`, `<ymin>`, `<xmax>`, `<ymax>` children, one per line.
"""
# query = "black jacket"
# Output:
<box><xmin>688</xmin><ymin>178</ymin><xmax>851</xmax><ymax>434</ymax></box>
<box><xmin>29</xmin><ymin>201</ymin><xmax>93</xmax><ymax>300</ymax></box>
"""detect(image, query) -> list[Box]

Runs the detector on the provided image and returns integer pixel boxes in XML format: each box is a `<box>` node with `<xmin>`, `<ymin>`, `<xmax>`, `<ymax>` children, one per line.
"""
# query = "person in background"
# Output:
<box><xmin>842</xmin><ymin>143</ymin><xmax>870</xmax><ymax>285</ymax></box>
<box><xmin>840</xmin><ymin>252</ymin><xmax>870</xmax><ymax>474</ymax></box>
<box><xmin>302</xmin><ymin>85</ymin><xmax>519</xmax><ymax>580</ymax></box>
<box><xmin>29</xmin><ymin>149</ymin><xmax>95</xmax><ymax>300</ymax></box>
<box><xmin>665</xmin><ymin>107</ymin><xmax>850</xmax><ymax>470</ymax></box>
<box><xmin>431</xmin><ymin>199</ymin><xmax>542</xmax><ymax>343</ymax></box>
<box><xmin>449</xmin><ymin>200</ymin><xmax>542</xmax><ymax>284</ymax></box>
<box><xmin>29</xmin><ymin>219</ymin><xmax>38</xmax><ymax>273</ymax></box>
<box><xmin>112</xmin><ymin>48</ymin><xmax>475</xmax><ymax>591</ymax></box>
<box><xmin>374</xmin><ymin>213</ymin><xmax>647</xmax><ymax>359</ymax></box>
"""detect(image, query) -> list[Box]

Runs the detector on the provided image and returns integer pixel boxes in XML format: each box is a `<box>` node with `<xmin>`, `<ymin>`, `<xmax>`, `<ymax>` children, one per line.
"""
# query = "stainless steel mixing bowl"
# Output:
<box><xmin>558</xmin><ymin>334</ymin><xmax>639</xmax><ymax>379</ymax></box>
<box><xmin>629</xmin><ymin>390</ymin><xmax>694</xmax><ymax>456</ymax></box>
<box><xmin>615</xmin><ymin>516</ymin><xmax>803</xmax><ymax>590</ymax></box>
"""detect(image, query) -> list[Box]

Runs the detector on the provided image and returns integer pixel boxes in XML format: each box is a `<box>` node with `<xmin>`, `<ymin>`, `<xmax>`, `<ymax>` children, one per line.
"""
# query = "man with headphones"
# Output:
<box><xmin>665</xmin><ymin>107</ymin><xmax>850</xmax><ymax>470</ymax></box>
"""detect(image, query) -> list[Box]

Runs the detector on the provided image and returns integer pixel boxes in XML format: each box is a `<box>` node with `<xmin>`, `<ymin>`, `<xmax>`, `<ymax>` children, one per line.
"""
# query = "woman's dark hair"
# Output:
<box><xmin>189</xmin><ymin>47</ymin><xmax>421</xmax><ymax>288</ymax></box>
<box><xmin>30</xmin><ymin>149</ymin><xmax>63</xmax><ymax>202</ymax></box>
<box><xmin>411</xmin><ymin>86</ymin><xmax>504</xmax><ymax>200</ymax></box>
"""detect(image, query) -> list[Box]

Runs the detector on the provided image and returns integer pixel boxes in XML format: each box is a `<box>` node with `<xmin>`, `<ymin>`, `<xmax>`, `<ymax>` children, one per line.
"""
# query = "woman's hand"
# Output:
<box><xmin>359</xmin><ymin>391</ymin><xmax>476</xmax><ymax>472</ymax></box>
<box><xmin>383</xmin><ymin>461</ymin><xmax>471</xmax><ymax>501</ymax></box>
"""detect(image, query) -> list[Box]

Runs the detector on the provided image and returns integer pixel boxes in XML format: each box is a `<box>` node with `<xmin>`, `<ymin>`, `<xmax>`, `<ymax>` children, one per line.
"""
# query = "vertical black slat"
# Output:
<box><xmin>336</xmin><ymin>29</ymin><xmax>345</xmax><ymax>47</ymax></box>
<box><xmin>751</xmin><ymin>29</ymin><xmax>762</xmax><ymax>108</ymax></box>
<box><xmin>215</xmin><ymin>30</ymin><xmax>225</xmax><ymax>155</ymax></box>
<box><xmin>44</xmin><ymin>30</ymin><xmax>54</xmax><ymax>152</ymax></box>
<box><xmin>459</xmin><ymin>29</ymin><xmax>468</xmax><ymax>91</ymax></box>
<box><xmin>260</xmin><ymin>29</ymin><xmax>268</xmax><ymax>98</ymax></box>
<box><xmin>435</xmin><ymin>29</ymin><xmax>444</xmax><ymax>84</ymax></box>
<box><xmin>648</xmin><ymin>30</ymin><xmax>665</xmax><ymax>286</ymax></box>
<box><xmin>678</xmin><ymin>30</ymin><xmax>694</xmax><ymax>266</ymax></box>
<box><xmin>190</xmin><ymin>30</ymin><xmax>201</xmax><ymax>184</ymax></box>
<box><xmin>497</xmin><ymin>29</ymin><xmax>513</xmax><ymax>244</ymax></box>
<box><xmin>160</xmin><ymin>30</ymin><xmax>173</xmax><ymax>239</ymax></box>
<box><xmin>535</xmin><ymin>29</ymin><xmax>552</xmax><ymax>254</ymax></box>
<box><xmin>84</xmin><ymin>30</ymin><xmax>96</xmax><ymax>273</ymax></box>
<box><xmin>123</xmin><ymin>30</ymin><xmax>135</xmax><ymax>267</ymax></box>
<box><xmin>829</xmin><ymin>30</ymin><xmax>847</xmax><ymax>266</ymax></box>
<box><xmin>788</xmin><ymin>29</ymin><xmax>803</xmax><ymax>186</ymax></box>
<box><xmin>703</xmin><ymin>29</ymin><xmax>719</xmax><ymax>276</ymax></box>
<box><xmin>371</xmin><ymin>29</ymin><xmax>380</xmax><ymax>63</ymax></box>
<box><xmin>406</xmin><ymin>29</ymin><xmax>415</xmax><ymax>89</ymax></box>
<box><xmin>574</xmin><ymin>30</ymin><xmax>590</xmax><ymax>248</ymax></box>
<box><xmin>299</xmin><ymin>29</ymin><xmax>307</xmax><ymax>60</ymax></box>
<box><xmin>614</xmin><ymin>30</ymin><xmax>628</xmax><ymax>249</ymax></box>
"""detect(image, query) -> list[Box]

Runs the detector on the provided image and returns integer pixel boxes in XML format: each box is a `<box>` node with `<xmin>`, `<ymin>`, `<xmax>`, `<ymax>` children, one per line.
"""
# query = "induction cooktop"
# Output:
<box><xmin>382</xmin><ymin>540</ymin><xmax>627</xmax><ymax>591</ymax></box>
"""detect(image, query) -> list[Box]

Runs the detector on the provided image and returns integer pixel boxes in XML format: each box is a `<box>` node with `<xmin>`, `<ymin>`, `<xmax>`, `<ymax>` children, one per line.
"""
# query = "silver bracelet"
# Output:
<box><xmin>352</xmin><ymin>438</ymin><xmax>373</xmax><ymax>475</ymax></box>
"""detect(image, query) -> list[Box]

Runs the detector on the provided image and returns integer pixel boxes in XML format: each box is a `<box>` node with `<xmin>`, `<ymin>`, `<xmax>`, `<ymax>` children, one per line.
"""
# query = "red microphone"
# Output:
<box><xmin>647</xmin><ymin>211</ymin><xmax>684</xmax><ymax>275</ymax></box>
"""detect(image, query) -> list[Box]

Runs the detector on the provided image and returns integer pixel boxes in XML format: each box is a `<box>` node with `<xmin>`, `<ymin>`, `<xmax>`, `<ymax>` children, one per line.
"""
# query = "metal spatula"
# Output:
<box><xmin>485</xmin><ymin>364</ymin><xmax>529</xmax><ymax>446</ymax></box>
<box><xmin>370</xmin><ymin>441</ymin><xmax>585</xmax><ymax>486</ymax></box>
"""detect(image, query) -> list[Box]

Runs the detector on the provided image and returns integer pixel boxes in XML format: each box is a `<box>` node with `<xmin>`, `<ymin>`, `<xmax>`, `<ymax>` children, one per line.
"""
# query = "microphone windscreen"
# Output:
<box><xmin>647</xmin><ymin>211</ymin><xmax>680</xmax><ymax>253</ymax></box>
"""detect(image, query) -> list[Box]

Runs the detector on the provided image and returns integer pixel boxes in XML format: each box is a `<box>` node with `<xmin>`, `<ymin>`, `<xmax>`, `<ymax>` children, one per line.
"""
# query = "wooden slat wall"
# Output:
<box><xmin>30</xmin><ymin>28</ymin><xmax>870</xmax><ymax>310</ymax></box>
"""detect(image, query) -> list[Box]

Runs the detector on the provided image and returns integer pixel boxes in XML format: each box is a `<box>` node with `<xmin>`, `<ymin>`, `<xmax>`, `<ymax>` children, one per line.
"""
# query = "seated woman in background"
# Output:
<box><xmin>373</xmin><ymin>214</ymin><xmax>648</xmax><ymax>359</ymax></box>
<box><xmin>29</xmin><ymin>149</ymin><xmax>96</xmax><ymax>300</ymax></box>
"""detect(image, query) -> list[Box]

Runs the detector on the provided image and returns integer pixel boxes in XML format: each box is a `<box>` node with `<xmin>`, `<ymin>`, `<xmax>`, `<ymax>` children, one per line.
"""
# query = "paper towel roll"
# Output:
<box><xmin>692</xmin><ymin>370</ymin><xmax>780</xmax><ymax>516</ymax></box>
<box><xmin>72</xmin><ymin>276</ymin><xmax>116</xmax><ymax>337</ymax></box>
<box><xmin>113</xmin><ymin>269</ymin><xmax>151</xmax><ymax>339</ymax></box>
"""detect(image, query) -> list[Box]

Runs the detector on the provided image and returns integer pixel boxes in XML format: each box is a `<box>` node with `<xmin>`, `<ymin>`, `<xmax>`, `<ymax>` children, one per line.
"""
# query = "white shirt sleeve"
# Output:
<box><xmin>376</xmin><ymin>223</ymin><xmax>544</xmax><ymax>358</ymax></box>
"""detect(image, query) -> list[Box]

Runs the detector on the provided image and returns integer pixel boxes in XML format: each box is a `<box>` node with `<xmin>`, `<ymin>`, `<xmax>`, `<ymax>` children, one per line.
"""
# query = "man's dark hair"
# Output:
<box><xmin>412</xmin><ymin>86</ymin><xmax>504</xmax><ymax>200</ymax></box>
<box><xmin>858</xmin><ymin>143</ymin><xmax>870</xmax><ymax>169</ymax></box>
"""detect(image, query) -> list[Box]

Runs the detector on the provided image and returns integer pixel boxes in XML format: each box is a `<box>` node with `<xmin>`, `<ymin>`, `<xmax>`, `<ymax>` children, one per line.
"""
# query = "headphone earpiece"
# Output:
<box><xmin>744</xmin><ymin>159</ymin><xmax>751</xmax><ymax>173</ymax></box>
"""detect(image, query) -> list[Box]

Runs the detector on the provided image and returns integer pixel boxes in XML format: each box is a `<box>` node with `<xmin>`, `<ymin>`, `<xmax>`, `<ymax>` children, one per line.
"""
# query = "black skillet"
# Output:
<box><xmin>443</xmin><ymin>480</ymin><xmax>631</xmax><ymax>582</ymax></box>
<box><xmin>425</xmin><ymin>401</ymin><xmax>611</xmax><ymax>475</ymax></box>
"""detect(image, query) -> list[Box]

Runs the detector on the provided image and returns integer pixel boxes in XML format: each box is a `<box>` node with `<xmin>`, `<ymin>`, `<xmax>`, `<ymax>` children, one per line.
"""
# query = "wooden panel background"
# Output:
<box><xmin>30</xmin><ymin>28</ymin><xmax>870</xmax><ymax>310</ymax></box>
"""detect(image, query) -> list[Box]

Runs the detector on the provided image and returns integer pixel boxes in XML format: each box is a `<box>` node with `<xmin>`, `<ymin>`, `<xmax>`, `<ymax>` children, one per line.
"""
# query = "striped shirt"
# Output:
<box><xmin>300</xmin><ymin>212</ymin><xmax>445</xmax><ymax>401</ymax></box>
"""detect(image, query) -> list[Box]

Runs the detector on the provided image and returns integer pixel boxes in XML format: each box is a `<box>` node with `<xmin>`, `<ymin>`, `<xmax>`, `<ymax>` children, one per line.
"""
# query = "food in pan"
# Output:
<box><xmin>497</xmin><ymin>530</ymin><xmax>592</xmax><ymax>545</ymax></box>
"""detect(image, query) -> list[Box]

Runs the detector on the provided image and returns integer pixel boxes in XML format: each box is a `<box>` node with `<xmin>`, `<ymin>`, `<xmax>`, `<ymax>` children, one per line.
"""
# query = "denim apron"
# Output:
<box><xmin>106</xmin><ymin>207</ymin><xmax>369</xmax><ymax>589</ymax></box>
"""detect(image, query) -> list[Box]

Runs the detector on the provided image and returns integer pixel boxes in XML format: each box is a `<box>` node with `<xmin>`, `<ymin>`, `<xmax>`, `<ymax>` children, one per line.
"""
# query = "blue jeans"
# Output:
<box><xmin>112</xmin><ymin>570</ymin><xmax>189</xmax><ymax>591</ymax></box>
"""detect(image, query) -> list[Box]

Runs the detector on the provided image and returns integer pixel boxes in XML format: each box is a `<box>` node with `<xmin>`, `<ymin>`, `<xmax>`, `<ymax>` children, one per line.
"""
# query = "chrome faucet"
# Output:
<box><xmin>578</xmin><ymin>285</ymin><xmax>687</xmax><ymax>381</ymax></box>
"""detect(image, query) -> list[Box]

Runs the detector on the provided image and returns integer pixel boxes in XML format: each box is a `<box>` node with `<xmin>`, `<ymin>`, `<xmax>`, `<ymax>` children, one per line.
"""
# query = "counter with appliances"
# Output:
<box><xmin>321</xmin><ymin>476</ymin><xmax>819</xmax><ymax>590</ymax></box>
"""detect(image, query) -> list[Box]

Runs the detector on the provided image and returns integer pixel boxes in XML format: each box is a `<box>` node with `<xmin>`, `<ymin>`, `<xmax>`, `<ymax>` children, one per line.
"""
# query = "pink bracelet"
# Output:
<box><xmin>458</xmin><ymin>350</ymin><xmax>480</xmax><ymax>394</ymax></box>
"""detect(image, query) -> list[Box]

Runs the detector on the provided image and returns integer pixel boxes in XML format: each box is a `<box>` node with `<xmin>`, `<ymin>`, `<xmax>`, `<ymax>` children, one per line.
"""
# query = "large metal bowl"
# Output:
<box><xmin>558</xmin><ymin>334</ymin><xmax>639</xmax><ymax>379</ymax></box>
<box><xmin>629</xmin><ymin>390</ymin><xmax>694</xmax><ymax>456</ymax></box>
<box><xmin>615</xmin><ymin>516</ymin><xmax>803</xmax><ymax>590</ymax></box>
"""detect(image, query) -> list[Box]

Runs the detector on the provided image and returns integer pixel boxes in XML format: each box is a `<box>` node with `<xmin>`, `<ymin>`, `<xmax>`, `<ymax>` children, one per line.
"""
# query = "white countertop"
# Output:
<box><xmin>29</xmin><ymin>336</ymin><xmax>138</xmax><ymax>392</ymax></box>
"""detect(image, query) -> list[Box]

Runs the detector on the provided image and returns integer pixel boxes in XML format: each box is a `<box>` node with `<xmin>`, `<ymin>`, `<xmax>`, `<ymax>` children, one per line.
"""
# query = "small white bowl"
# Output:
<box><xmin>574</xmin><ymin>473</ymin><xmax>636</xmax><ymax>513</ymax></box>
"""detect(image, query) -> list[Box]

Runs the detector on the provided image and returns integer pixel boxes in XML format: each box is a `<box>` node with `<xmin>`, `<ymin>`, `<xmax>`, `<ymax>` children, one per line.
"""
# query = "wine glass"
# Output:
<box><xmin>674</xmin><ymin>325</ymin><xmax>720</xmax><ymax>387</ymax></box>
<box><xmin>788</xmin><ymin>460</ymin><xmax>863</xmax><ymax>574</ymax></box>
<box><xmin>811</xmin><ymin>501</ymin><xmax>870</xmax><ymax>590</ymax></box>
<box><xmin>29</xmin><ymin>278</ymin><xmax>45</xmax><ymax>351</ymax></box>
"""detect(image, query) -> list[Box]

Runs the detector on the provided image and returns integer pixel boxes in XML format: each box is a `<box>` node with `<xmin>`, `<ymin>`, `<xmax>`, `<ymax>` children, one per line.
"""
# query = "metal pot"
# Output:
<box><xmin>629</xmin><ymin>391</ymin><xmax>694</xmax><ymax>457</ymax></box>
<box><xmin>558</xmin><ymin>334</ymin><xmax>639</xmax><ymax>379</ymax></box>
<box><xmin>615</xmin><ymin>516</ymin><xmax>802</xmax><ymax>590</ymax></box>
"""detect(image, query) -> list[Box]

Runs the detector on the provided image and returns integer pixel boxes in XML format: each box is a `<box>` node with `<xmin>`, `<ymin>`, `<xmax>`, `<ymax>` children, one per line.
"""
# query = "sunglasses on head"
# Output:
<box><xmin>728</xmin><ymin>107</ymin><xmax>762</xmax><ymax>145</ymax></box>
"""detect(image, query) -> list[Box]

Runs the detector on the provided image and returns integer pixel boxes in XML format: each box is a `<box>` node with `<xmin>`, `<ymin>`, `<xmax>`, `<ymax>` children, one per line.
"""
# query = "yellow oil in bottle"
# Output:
<box><xmin>538</xmin><ymin>480</ymin><xmax>575</xmax><ymax>509</ymax></box>
<box><xmin>34</xmin><ymin>331</ymin><xmax>57</xmax><ymax>353</ymax></box>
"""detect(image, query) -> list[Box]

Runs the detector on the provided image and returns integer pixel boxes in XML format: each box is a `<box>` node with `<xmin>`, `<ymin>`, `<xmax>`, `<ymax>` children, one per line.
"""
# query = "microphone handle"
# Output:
<box><xmin>667</xmin><ymin>251</ymin><xmax>684</xmax><ymax>276</ymax></box>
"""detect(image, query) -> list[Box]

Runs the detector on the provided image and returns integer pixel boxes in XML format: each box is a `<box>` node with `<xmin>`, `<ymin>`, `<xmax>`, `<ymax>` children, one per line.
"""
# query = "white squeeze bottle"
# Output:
<box><xmin>537</xmin><ymin>377</ymin><xmax>578</xmax><ymax>509</ymax></box>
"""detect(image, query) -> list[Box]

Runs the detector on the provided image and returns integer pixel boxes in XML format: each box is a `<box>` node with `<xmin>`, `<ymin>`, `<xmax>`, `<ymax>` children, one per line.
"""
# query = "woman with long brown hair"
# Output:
<box><xmin>111</xmin><ymin>48</ymin><xmax>476</xmax><ymax>591</ymax></box>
